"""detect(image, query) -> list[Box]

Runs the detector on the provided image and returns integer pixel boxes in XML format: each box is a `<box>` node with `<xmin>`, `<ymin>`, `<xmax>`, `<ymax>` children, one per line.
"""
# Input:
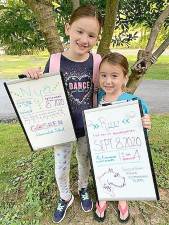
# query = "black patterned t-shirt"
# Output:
<box><xmin>44</xmin><ymin>53</ymin><xmax>93</xmax><ymax>138</ymax></box>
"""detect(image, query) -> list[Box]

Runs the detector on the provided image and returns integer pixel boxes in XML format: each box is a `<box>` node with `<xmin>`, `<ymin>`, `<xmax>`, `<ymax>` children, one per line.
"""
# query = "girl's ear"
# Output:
<box><xmin>65</xmin><ymin>23</ymin><xmax>70</xmax><ymax>36</ymax></box>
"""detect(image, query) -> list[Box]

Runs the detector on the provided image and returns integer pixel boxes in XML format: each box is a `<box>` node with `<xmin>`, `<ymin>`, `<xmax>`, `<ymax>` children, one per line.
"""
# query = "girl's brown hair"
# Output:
<box><xmin>100</xmin><ymin>52</ymin><xmax>129</xmax><ymax>76</ymax></box>
<box><xmin>69</xmin><ymin>5</ymin><xmax>103</xmax><ymax>32</ymax></box>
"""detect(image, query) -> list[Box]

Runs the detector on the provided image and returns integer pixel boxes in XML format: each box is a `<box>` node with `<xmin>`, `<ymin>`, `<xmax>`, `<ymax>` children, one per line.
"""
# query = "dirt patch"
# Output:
<box><xmin>42</xmin><ymin>188</ymin><xmax>169</xmax><ymax>225</ymax></box>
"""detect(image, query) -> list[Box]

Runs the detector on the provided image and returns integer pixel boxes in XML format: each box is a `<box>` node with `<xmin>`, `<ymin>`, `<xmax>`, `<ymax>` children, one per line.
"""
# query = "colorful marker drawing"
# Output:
<box><xmin>97</xmin><ymin>168</ymin><xmax>126</xmax><ymax>197</ymax></box>
<box><xmin>119</xmin><ymin>149</ymin><xmax>141</xmax><ymax>161</ymax></box>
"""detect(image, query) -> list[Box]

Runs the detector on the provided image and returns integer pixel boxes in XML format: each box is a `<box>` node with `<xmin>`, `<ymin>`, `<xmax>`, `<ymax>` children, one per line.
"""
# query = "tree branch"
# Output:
<box><xmin>152</xmin><ymin>37</ymin><xmax>169</xmax><ymax>61</ymax></box>
<box><xmin>126</xmin><ymin>5</ymin><xmax>169</xmax><ymax>93</ymax></box>
<box><xmin>145</xmin><ymin>4</ymin><xmax>169</xmax><ymax>54</ymax></box>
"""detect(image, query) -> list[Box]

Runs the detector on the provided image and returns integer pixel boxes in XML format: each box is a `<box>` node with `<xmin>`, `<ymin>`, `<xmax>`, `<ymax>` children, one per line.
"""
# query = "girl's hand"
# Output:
<box><xmin>142</xmin><ymin>114</ymin><xmax>151</xmax><ymax>130</ymax></box>
<box><xmin>23</xmin><ymin>67</ymin><xmax>43</xmax><ymax>79</ymax></box>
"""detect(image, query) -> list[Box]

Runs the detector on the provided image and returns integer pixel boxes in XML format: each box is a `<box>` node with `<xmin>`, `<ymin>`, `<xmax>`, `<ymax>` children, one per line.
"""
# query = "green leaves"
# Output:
<box><xmin>0</xmin><ymin>2</ymin><xmax>46</xmax><ymax>55</ymax></box>
<box><xmin>1</xmin><ymin>0</ymin><xmax>169</xmax><ymax>54</ymax></box>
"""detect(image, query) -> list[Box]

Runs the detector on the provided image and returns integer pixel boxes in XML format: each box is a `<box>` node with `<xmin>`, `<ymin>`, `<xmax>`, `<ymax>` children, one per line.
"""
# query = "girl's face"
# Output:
<box><xmin>65</xmin><ymin>17</ymin><xmax>100</xmax><ymax>57</ymax></box>
<box><xmin>99</xmin><ymin>61</ymin><xmax>128</xmax><ymax>96</ymax></box>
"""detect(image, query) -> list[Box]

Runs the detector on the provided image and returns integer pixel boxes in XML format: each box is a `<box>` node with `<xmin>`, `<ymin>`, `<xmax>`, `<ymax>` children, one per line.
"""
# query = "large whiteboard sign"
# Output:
<box><xmin>4</xmin><ymin>73</ymin><xmax>76</xmax><ymax>151</ymax></box>
<box><xmin>83</xmin><ymin>100</ymin><xmax>159</xmax><ymax>201</ymax></box>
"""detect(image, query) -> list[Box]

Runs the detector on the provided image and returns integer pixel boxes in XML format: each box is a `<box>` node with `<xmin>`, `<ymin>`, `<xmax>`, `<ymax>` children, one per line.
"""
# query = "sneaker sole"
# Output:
<box><xmin>81</xmin><ymin>201</ymin><xmax>93</xmax><ymax>212</ymax></box>
<box><xmin>53</xmin><ymin>195</ymin><xmax>74</xmax><ymax>224</ymax></box>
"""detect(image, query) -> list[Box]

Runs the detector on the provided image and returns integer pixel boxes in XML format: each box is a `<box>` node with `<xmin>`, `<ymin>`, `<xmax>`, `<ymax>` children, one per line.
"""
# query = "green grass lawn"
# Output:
<box><xmin>0</xmin><ymin>114</ymin><xmax>169</xmax><ymax>224</ymax></box>
<box><xmin>0</xmin><ymin>53</ymin><xmax>168</xmax><ymax>80</ymax></box>
<box><xmin>0</xmin><ymin>54</ymin><xmax>49</xmax><ymax>79</ymax></box>
<box><xmin>0</xmin><ymin>122</ymin><xmax>30</xmax><ymax>193</ymax></box>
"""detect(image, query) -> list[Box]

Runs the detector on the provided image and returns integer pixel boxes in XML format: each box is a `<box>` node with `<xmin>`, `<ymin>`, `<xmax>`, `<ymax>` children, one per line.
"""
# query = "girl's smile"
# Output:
<box><xmin>76</xmin><ymin>42</ymin><xmax>88</xmax><ymax>50</ymax></box>
<box><xmin>104</xmin><ymin>85</ymin><xmax>114</xmax><ymax>91</ymax></box>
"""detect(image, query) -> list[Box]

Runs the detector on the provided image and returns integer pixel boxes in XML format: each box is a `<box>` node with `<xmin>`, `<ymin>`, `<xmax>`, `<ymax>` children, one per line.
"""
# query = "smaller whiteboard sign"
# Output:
<box><xmin>83</xmin><ymin>100</ymin><xmax>159</xmax><ymax>201</ymax></box>
<box><xmin>4</xmin><ymin>73</ymin><xmax>76</xmax><ymax>151</ymax></box>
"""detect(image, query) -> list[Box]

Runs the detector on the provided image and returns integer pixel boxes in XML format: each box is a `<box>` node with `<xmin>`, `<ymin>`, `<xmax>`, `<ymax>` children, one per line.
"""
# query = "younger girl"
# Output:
<box><xmin>94</xmin><ymin>52</ymin><xmax>151</xmax><ymax>223</ymax></box>
<box><xmin>24</xmin><ymin>5</ymin><xmax>102</xmax><ymax>224</ymax></box>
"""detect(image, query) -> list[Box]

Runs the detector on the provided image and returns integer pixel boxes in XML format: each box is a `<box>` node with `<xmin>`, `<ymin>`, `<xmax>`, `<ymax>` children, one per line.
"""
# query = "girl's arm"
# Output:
<box><xmin>141</xmin><ymin>114</ymin><xmax>151</xmax><ymax>130</ymax></box>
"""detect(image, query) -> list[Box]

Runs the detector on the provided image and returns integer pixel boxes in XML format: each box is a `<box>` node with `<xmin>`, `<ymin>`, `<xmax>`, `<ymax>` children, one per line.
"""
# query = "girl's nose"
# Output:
<box><xmin>81</xmin><ymin>34</ymin><xmax>88</xmax><ymax>44</ymax></box>
<box><xmin>106</xmin><ymin>76</ymin><xmax>112</xmax><ymax>84</ymax></box>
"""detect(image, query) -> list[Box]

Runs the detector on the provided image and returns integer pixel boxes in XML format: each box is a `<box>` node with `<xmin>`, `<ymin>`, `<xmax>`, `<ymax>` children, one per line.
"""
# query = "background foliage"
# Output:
<box><xmin>0</xmin><ymin>0</ymin><xmax>168</xmax><ymax>54</ymax></box>
<box><xmin>0</xmin><ymin>1</ymin><xmax>46</xmax><ymax>54</ymax></box>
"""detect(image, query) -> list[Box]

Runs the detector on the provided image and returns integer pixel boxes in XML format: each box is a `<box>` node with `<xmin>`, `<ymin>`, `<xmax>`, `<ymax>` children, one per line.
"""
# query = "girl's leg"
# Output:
<box><xmin>54</xmin><ymin>142</ymin><xmax>73</xmax><ymax>201</ymax></box>
<box><xmin>94</xmin><ymin>201</ymin><xmax>107</xmax><ymax>222</ymax></box>
<box><xmin>76</xmin><ymin>136</ymin><xmax>90</xmax><ymax>190</ymax></box>
<box><xmin>76</xmin><ymin>136</ymin><xmax>93</xmax><ymax>212</ymax></box>
<box><xmin>118</xmin><ymin>200</ymin><xmax>130</xmax><ymax>222</ymax></box>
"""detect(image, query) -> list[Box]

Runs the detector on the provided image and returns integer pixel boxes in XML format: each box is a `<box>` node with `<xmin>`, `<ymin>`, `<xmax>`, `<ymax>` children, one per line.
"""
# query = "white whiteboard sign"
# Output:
<box><xmin>83</xmin><ymin>100</ymin><xmax>159</xmax><ymax>201</ymax></box>
<box><xmin>4</xmin><ymin>73</ymin><xmax>76</xmax><ymax>151</ymax></box>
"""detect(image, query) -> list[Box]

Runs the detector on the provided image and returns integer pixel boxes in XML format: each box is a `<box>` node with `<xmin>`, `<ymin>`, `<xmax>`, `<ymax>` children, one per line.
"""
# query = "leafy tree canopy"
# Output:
<box><xmin>0</xmin><ymin>0</ymin><xmax>168</xmax><ymax>54</ymax></box>
<box><xmin>0</xmin><ymin>0</ymin><xmax>46</xmax><ymax>54</ymax></box>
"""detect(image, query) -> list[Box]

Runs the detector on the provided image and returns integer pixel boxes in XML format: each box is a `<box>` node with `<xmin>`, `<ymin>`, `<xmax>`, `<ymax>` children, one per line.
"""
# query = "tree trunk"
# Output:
<box><xmin>22</xmin><ymin>0</ymin><xmax>63</xmax><ymax>54</ymax></box>
<box><xmin>97</xmin><ymin>0</ymin><xmax>120</xmax><ymax>56</ymax></box>
<box><xmin>71</xmin><ymin>0</ymin><xmax>80</xmax><ymax>11</ymax></box>
<box><xmin>126</xmin><ymin>5</ymin><xmax>169</xmax><ymax>93</ymax></box>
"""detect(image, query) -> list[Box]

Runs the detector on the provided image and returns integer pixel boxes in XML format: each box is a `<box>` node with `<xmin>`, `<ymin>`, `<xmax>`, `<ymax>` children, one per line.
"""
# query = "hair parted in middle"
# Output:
<box><xmin>99</xmin><ymin>52</ymin><xmax>129</xmax><ymax>77</ymax></box>
<box><xmin>69</xmin><ymin>5</ymin><xmax>103</xmax><ymax>33</ymax></box>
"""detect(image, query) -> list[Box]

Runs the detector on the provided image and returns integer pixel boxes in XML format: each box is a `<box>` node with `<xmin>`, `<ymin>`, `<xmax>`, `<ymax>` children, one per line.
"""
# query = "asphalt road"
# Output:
<box><xmin>0</xmin><ymin>79</ymin><xmax>169</xmax><ymax>121</ymax></box>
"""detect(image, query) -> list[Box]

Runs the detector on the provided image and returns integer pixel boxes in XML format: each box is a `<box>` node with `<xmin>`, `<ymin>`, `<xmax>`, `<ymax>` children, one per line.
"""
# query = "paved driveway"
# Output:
<box><xmin>135</xmin><ymin>80</ymin><xmax>169</xmax><ymax>114</ymax></box>
<box><xmin>0</xmin><ymin>79</ymin><xmax>17</xmax><ymax>120</ymax></box>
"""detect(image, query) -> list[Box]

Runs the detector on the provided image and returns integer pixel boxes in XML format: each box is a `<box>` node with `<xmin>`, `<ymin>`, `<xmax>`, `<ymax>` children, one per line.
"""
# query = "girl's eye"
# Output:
<box><xmin>112</xmin><ymin>75</ymin><xmax>118</xmax><ymax>78</ymax></box>
<box><xmin>77</xmin><ymin>30</ymin><xmax>83</xmax><ymax>34</ymax></box>
<box><xmin>101</xmin><ymin>74</ymin><xmax>106</xmax><ymax>78</ymax></box>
